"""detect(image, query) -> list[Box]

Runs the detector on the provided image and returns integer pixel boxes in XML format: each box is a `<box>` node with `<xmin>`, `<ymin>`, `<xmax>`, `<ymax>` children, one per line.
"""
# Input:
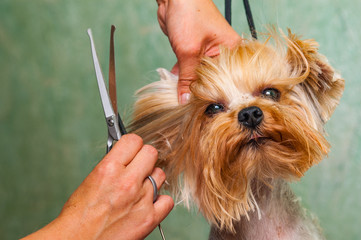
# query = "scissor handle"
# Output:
<box><xmin>106</xmin><ymin>114</ymin><xmax>127</xmax><ymax>153</ymax></box>
<box><xmin>106</xmin><ymin>135</ymin><xmax>113</xmax><ymax>153</ymax></box>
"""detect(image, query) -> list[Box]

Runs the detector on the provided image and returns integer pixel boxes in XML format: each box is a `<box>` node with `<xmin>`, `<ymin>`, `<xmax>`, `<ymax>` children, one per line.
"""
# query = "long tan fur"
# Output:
<box><xmin>130</xmin><ymin>30</ymin><xmax>344</xmax><ymax>233</ymax></box>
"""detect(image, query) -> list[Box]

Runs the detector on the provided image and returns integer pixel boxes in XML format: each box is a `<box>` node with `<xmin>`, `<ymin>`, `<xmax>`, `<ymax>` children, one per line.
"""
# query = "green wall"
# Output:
<box><xmin>0</xmin><ymin>0</ymin><xmax>360</xmax><ymax>239</ymax></box>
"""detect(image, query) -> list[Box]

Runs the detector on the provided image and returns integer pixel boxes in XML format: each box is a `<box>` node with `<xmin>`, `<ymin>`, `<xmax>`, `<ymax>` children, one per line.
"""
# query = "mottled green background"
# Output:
<box><xmin>0</xmin><ymin>0</ymin><xmax>360</xmax><ymax>239</ymax></box>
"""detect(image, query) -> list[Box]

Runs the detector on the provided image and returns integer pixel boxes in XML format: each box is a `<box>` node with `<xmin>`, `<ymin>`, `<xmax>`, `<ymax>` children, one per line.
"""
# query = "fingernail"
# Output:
<box><xmin>180</xmin><ymin>93</ymin><xmax>190</xmax><ymax>104</ymax></box>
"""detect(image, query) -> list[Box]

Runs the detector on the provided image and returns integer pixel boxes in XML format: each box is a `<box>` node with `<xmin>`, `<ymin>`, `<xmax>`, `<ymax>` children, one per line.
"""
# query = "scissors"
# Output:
<box><xmin>87</xmin><ymin>26</ymin><xmax>126</xmax><ymax>153</ymax></box>
<box><xmin>87</xmin><ymin>26</ymin><xmax>166</xmax><ymax>240</ymax></box>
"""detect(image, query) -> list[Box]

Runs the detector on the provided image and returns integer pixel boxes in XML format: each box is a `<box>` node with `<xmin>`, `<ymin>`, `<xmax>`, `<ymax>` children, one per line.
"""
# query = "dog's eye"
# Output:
<box><xmin>262</xmin><ymin>88</ymin><xmax>280</xmax><ymax>101</ymax></box>
<box><xmin>205</xmin><ymin>103</ymin><xmax>225</xmax><ymax>116</ymax></box>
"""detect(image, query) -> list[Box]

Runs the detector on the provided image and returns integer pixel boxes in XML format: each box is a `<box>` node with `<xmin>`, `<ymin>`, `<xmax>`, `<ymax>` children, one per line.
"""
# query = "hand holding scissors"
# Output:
<box><xmin>87</xmin><ymin>26</ymin><xmax>169</xmax><ymax>240</ymax></box>
<box><xmin>21</xmin><ymin>26</ymin><xmax>173</xmax><ymax>240</ymax></box>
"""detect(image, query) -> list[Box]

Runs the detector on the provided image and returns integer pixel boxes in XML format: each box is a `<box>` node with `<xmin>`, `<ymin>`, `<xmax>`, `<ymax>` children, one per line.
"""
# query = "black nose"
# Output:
<box><xmin>238</xmin><ymin>106</ymin><xmax>263</xmax><ymax>128</ymax></box>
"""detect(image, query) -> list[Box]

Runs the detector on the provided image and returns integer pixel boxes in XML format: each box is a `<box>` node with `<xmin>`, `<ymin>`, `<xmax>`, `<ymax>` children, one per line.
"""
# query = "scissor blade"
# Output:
<box><xmin>109</xmin><ymin>25</ymin><xmax>118</xmax><ymax>116</ymax></box>
<box><xmin>87</xmin><ymin>29</ymin><xmax>115</xmax><ymax>119</ymax></box>
<box><xmin>87</xmin><ymin>28</ymin><xmax>121</xmax><ymax>141</ymax></box>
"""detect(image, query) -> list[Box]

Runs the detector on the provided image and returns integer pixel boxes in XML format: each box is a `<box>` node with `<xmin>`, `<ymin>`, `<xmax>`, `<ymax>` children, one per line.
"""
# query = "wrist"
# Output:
<box><xmin>52</xmin><ymin>206</ymin><xmax>106</xmax><ymax>240</ymax></box>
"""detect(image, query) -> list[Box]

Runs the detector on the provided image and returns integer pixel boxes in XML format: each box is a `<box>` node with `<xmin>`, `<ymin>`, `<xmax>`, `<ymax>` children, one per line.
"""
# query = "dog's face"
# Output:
<box><xmin>131</xmin><ymin>30</ymin><xmax>344</xmax><ymax>231</ymax></box>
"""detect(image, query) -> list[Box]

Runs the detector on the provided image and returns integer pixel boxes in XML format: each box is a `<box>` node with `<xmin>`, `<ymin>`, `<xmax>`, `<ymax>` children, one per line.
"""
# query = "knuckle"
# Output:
<box><xmin>155</xmin><ymin>167</ymin><xmax>166</xmax><ymax>182</ymax></box>
<box><xmin>120</xmin><ymin>185</ymin><xmax>138</xmax><ymax>201</ymax></box>
<box><xmin>143</xmin><ymin>145</ymin><xmax>158</xmax><ymax>158</ymax></box>
<box><xmin>123</xmin><ymin>133</ymin><xmax>143</xmax><ymax>147</ymax></box>
<box><xmin>119</xmin><ymin>175</ymin><xmax>139</xmax><ymax>196</ymax></box>
<box><xmin>177</xmin><ymin>43</ymin><xmax>201</xmax><ymax>57</ymax></box>
<box><xmin>96</xmin><ymin>159</ymin><xmax>118</xmax><ymax>177</ymax></box>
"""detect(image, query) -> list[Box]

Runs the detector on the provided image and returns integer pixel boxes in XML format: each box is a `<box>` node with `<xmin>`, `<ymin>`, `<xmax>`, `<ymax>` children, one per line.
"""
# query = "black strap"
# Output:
<box><xmin>225</xmin><ymin>0</ymin><xmax>232</xmax><ymax>25</ymax></box>
<box><xmin>224</xmin><ymin>0</ymin><xmax>257</xmax><ymax>39</ymax></box>
<box><xmin>243</xmin><ymin>0</ymin><xmax>257</xmax><ymax>39</ymax></box>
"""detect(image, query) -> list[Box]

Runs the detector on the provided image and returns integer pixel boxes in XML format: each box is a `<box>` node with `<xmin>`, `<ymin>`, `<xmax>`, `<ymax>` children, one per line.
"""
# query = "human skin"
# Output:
<box><xmin>156</xmin><ymin>0</ymin><xmax>242</xmax><ymax>104</ymax></box>
<box><xmin>22</xmin><ymin>134</ymin><xmax>174</xmax><ymax>240</ymax></box>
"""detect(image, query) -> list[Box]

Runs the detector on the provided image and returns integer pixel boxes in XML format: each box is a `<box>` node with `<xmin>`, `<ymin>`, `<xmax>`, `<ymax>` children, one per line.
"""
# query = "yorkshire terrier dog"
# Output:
<box><xmin>130</xmin><ymin>30</ymin><xmax>344</xmax><ymax>239</ymax></box>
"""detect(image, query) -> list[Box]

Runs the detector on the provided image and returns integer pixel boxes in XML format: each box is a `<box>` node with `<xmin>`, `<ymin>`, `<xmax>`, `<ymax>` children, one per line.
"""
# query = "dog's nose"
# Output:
<box><xmin>238</xmin><ymin>106</ymin><xmax>263</xmax><ymax>128</ymax></box>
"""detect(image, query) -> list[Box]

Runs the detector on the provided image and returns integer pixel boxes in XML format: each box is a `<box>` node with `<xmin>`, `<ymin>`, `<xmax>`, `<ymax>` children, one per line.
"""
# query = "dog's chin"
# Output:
<box><xmin>247</xmin><ymin>137</ymin><xmax>271</xmax><ymax>145</ymax></box>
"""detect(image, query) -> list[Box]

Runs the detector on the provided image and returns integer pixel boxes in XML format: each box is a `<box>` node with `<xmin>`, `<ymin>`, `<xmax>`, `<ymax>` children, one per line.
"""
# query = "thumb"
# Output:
<box><xmin>177</xmin><ymin>57</ymin><xmax>199</xmax><ymax>104</ymax></box>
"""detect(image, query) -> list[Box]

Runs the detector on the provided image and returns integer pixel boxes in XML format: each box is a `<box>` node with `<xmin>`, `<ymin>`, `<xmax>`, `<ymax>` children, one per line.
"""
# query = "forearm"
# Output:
<box><xmin>21</xmin><ymin>217</ymin><xmax>75</xmax><ymax>240</ymax></box>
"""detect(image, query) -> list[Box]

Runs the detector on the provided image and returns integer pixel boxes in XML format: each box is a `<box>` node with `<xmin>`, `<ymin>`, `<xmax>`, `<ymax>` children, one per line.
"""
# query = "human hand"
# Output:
<box><xmin>23</xmin><ymin>134</ymin><xmax>174</xmax><ymax>240</ymax></box>
<box><xmin>156</xmin><ymin>0</ymin><xmax>242</xmax><ymax>104</ymax></box>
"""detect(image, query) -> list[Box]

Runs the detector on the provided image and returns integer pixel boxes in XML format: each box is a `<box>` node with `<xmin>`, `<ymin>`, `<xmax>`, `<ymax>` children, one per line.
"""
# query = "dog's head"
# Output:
<box><xmin>130</xmin><ymin>30</ymin><xmax>344</xmax><ymax>231</ymax></box>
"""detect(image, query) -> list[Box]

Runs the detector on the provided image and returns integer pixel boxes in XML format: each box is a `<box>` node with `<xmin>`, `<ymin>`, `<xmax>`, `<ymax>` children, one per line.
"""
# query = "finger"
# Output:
<box><xmin>171</xmin><ymin>62</ymin><xmax>179</xmax><ymax>75</ymax></box>
<box><xmin>143</xmin><ymin>167</ymin><xmax>166</xmax><ymax>204</ymax></box>
<box><xmin>104</xmin><ymin>133</ymin><xmax>144</xmax><ymax>166</ymax></box>
<box><xmin>204</xmin><ymin>45</ymin><xmax>220</xmax><ymax>58</ymax></box>
<box><xmin>143</xmin><ymin>168</ymin><xmax>166</xmax><ymax>202</ymax></box>
<box><xmin>177</xmin><ymin>57</ymin><xmax>199</xmax><ymax>104</ymax></box>
<box><xmin>153</xmin><ymin>195</ymin><xmax>174</xmax><ymax>224</ymax></box>
<box><xmin>127</xmin><ymin>144</ymin><xmax>158</xmax><ymax>179</ymax></box>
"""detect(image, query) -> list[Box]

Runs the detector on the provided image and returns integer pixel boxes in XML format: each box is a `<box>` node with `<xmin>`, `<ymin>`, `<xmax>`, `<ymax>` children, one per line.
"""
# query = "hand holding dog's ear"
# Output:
<box><xmin>156</xmin><ymin>0</ymin><xmax>242</xmax><ymax>104</ymax></box>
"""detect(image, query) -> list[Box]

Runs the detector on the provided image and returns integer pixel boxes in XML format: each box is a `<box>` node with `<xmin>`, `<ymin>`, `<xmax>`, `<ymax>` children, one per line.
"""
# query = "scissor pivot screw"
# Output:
<box><xmin>107</xmin><ymin>119</ymin><xmax>114</xmax><ymax>127</ymax></box>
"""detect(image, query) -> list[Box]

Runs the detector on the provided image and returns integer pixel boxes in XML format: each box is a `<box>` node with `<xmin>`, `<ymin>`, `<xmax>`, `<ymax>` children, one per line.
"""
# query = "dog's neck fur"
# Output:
<box><xmin>208</xmin><ymin>180</ymin><xmax>324</xmax><ymax>240</ymax></box>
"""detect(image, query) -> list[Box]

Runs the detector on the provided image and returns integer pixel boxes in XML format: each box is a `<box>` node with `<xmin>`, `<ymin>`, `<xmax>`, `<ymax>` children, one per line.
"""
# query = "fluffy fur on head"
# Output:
<box><xmin>130</xmin><ymin>30</ymin><xmax>344</xmax><ymax>231</ymax></box>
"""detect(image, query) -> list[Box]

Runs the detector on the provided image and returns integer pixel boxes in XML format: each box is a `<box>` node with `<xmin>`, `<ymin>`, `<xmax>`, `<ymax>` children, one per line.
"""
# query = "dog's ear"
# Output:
<box><xmin>286</xmin><ymin>30</ymin><xmax>344</xmax><ymax>123</ymax></box>
<box><xmin>132</xmin><ymin>68</ymin><xmax>178</xmax><ymax>122</ymax></box>
<box><xmin>130</xmin><ymin>67</ymin><xmax>181</xmax><ymax>148</ymax></box>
